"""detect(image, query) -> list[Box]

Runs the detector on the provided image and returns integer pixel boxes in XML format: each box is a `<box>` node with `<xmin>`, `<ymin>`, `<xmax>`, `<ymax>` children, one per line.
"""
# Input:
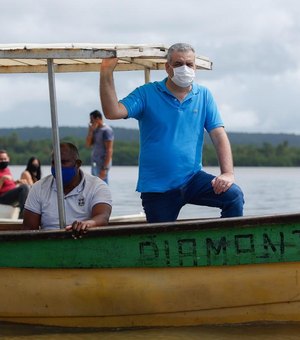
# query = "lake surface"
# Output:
<box><xmin>10</xmin><ymin>165</ymin><xmax>300</xmax><ymax>218</ymax></box>
<box><xmin>3</xmin><ymin>166</ymin><xmax>300</xmax><ymax>339</ymax></box>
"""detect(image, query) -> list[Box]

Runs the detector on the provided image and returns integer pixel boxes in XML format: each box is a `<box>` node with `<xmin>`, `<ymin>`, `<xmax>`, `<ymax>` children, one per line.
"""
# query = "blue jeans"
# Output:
<box><xmin>141</xmin><ymin>170</ymin><xmax>244</xmax><ymax>223</ymax></box>
<box><xmin>91</xmin><ymin>163</ymin><xmax>109</xmax><ymax>184</ymax></box>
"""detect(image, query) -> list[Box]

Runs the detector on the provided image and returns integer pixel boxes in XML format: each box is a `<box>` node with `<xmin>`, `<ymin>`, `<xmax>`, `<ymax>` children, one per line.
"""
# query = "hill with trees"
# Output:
<box><xmin>0</xmin><ymin>127</ymin><xmax>139</xmax><ymax>143</ymax></box>
<box><xmin>1</xmin><ymin>127</ymin><xmax>300</xmax><ymax>146</ymax></box>
<box><xmin>0</xmin><ymin>127</ymin><xmax>300</xmax><ymax>166</ymax></box>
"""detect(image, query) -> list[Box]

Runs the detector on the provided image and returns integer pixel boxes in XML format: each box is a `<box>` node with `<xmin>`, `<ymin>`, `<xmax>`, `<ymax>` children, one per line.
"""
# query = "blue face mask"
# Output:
<box><xmin>51</xmin><ymin>166</ymin><xmax>77</xmax><ymax>186</ymax></box>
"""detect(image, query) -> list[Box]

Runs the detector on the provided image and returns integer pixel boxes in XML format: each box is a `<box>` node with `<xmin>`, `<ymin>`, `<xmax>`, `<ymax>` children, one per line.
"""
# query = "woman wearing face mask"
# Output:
<box><xmin>21</xmin><ymin>157</ymin><xmax>42</xmax><ymax>186</ymax></box>
<box><xmin>0</xmin><ymin>149</ymin><xmax>30</xmax><ymax>219</ymax></box>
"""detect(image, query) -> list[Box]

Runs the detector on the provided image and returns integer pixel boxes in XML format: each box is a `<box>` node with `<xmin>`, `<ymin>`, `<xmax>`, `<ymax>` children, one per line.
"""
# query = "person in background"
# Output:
<box><xmin>86</xmin><ymin>109</ymin><xmax>114</xmax><ymax>184</ymax></box>
<box><xmin>100</xmin><ymin>42</ymin><xmax>244</xmax><ymax>223</ymax></box>
<box><xmin>0</xmin><ymin>149</ymin><xmax>29</xmax><ymax>218</ymax></box>
<box><xmin>21</xmin><ymin>157</ymin><xmax>42</xmax><ymax>186</ymax></box>
<box><xmin>23</xmin><ymin>142</ymin><xmax>112</xmax><ymax>235</ymax></box>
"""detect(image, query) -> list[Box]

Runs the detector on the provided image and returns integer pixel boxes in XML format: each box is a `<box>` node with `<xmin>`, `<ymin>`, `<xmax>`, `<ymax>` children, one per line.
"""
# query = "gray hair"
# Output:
<box><xmin>167</xmin><ymin>43</ymin><xmax>195</xmax><ymax>63</ymax></box>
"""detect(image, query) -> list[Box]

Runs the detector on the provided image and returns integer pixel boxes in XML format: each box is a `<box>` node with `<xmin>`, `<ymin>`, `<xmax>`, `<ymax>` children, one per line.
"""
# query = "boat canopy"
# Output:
<box><xmin>0</xmin><ymin>43</ymin><xmax>212</xmax><ymax>74</ymax></box>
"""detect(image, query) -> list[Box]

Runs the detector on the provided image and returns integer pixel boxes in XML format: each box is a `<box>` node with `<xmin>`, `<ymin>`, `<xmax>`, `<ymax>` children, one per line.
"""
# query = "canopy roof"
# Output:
<box><xmin>0</xmin><ymin>43</ymin><xmax>212</xmax><ymax>74</ymax></box>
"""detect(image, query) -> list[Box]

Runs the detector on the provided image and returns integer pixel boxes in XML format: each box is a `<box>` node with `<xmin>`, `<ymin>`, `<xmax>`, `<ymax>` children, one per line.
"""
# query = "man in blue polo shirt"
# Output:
<box><xmin>100</xmin><ymin>43</ymin><xmax>244</xmax><ymax>222</ymax></box>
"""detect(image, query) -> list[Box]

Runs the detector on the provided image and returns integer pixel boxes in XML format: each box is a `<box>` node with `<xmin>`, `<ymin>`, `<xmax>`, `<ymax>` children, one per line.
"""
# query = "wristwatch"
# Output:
<box><xmin>101</xmin><ymin>166</ymin><xmax>109</xmax><ymax>171</ymax></box>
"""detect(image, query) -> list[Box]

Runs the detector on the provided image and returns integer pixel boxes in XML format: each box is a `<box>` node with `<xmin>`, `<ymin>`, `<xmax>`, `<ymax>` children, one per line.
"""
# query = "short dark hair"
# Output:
<box><xmin>90</xmin><ymin>110</ymin><xmax>103</xmax><ymax>120</ymax></box>
<box><xmin>167</xmin><ymin>43</ymin><xmax>195</xmax><ymax>63</ymax></box>
<box><xmin>60</xmin><ymin>142</ymin><xmax>79</xmax><ymax>159</ymax></box>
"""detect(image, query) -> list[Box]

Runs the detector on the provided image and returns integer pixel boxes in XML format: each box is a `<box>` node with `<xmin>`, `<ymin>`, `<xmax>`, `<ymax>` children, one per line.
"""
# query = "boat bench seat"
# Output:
<box><xmin>0</xmin><ymin>204</ymin><xmax>20</xmax><ymax>219</ymax></box>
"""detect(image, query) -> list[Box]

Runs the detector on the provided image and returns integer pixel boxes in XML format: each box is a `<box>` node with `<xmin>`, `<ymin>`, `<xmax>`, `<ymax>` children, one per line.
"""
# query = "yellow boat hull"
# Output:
<box><xmin>1</xmin><ymin>261</ymin><xmax>300</xmax><ymax>328</ymax></box>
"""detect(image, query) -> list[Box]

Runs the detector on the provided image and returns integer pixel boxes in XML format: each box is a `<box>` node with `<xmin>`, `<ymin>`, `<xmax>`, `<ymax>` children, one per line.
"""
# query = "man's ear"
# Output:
<box><xmin>165</xmin><ymin>62</ymin><xmax>172</xmax><ymax>77</ymax></box>
<box><xmin>75</xmin><ymin>159</ymin><xmax>82</xmax><ymax>167</ymax></box>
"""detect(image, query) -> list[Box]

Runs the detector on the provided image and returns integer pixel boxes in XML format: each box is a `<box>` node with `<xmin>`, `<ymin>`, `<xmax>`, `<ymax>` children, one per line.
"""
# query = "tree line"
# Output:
<box><xmin>0</xmin><ymin>133</ymin><xmax>140</xmax><ymax>166</ymax></box>
<box><xmin>1</xmin><ymin>133</ymin><xmax>300</xmax><ymax>167</ymax></box>
<box><xmin>204</xmin><ymin>141</ymin><xmax>300</xmax><ymax>166</ymax></box>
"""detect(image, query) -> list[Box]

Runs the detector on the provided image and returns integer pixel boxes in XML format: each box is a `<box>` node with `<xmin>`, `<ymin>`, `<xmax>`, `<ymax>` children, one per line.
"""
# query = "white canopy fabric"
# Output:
<box><xmin>0</xmin><ymin>43</ymin><xmax>212</xmax><ymax>74</ymax></box>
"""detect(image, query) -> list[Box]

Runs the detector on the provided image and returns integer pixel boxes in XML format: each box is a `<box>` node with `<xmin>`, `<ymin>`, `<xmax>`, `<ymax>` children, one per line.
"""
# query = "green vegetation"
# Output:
<box><xmin>1</xmin><ymin>133</ymin><xmax>300</xmax><ymax>166</ymax></box>
<box><xmin>0</xmin><ymin>133</ymin><xmax>140</xmax><ymax>166</ymax></box>
<box><xmin>203</xmin><ymin>142</ymin><xmax>300</xmax><ymax>166</ymax></box>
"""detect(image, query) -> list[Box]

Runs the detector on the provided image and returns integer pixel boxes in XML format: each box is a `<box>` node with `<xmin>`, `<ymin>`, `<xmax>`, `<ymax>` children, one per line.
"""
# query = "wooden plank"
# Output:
<box><xmin>0</xmin><ymin>48</ymin><xmax>116</xmax><ymax>60</ymax></box>
<box><xmin>0</xmin><ymin>44</ymin><xmax>212</xmax><ymax>73</ymax></box>
<box><xmin>1</xmin><ymin>263</ymin><xmax>300</xmax><ymax>327</ymax></box>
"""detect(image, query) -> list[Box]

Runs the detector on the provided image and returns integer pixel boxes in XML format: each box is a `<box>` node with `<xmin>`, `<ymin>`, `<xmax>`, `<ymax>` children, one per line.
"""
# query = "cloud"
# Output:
<box><xmin>0</xmin><ymin>0</ymin><xmax>300</xmax><ymax>133</ymax></box>
<box><xmin>221</xmin><ymin>104</ymin><xmax>259</xmax><ymax>131</ymax></box>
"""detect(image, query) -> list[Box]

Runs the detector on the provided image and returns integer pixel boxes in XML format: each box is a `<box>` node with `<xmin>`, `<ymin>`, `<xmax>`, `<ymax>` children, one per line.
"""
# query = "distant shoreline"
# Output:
<box><xmin>1</xmin><ymin>127</ymin><xmax>300</xmax><ymax>146</ymax></box>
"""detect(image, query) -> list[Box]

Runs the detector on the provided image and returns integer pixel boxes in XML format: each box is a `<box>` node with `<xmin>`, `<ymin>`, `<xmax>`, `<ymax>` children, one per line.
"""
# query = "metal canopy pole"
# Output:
<box><xmin>144</xmin><ymin>68</ymin><xmax>150</xmax><ymax>83</ymax></box>
<box><xmin>47</xmin><ymin>58</ymin><xmax>66</xmax><ymax>228</ymax></box>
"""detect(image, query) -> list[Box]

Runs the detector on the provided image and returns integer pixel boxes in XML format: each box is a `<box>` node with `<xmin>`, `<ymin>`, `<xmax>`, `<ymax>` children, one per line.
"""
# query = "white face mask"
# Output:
<box><xmin>171</xmin><ymin>65</ymin><xmax>195</xmax><ymax>88</ymax></box>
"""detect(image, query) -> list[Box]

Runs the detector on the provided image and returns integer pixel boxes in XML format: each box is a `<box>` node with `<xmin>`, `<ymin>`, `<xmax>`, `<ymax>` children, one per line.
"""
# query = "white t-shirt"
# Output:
<box><xmin>24</xmin><ymin>170</ymin><xmax>112</xmax><ymax>230</ymax></box>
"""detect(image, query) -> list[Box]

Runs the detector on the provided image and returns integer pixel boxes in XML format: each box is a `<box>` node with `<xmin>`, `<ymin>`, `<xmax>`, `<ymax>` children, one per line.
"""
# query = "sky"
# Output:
<box><xmin>1</xmin><ymin>0</ymin><xmax>300</xmax><ymax>134</ymax></box>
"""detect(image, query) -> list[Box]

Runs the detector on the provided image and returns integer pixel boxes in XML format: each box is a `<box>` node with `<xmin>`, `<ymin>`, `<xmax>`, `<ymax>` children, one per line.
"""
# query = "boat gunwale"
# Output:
<box><xmin>0</xmin><ymin>212</ymin><xmax>299</xmax><ymax>241</ymax></box>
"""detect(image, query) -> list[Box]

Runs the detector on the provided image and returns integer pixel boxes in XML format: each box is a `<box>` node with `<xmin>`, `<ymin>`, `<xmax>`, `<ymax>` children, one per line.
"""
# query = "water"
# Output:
<box><xmin>2</xmin><ymin>166</ymin><xmax>300</xmax><ymax>338</ymax></box>
<box><xmin>10</xmin><ymin>165</ymin><xmax>300</xmax><ymax>218</ymax></box>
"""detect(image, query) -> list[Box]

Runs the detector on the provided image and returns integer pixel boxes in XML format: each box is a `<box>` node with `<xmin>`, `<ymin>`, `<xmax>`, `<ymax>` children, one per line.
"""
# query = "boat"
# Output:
<box><xmin>1</xmin><ymin>212</ymin><xmax>300</xmax><ymax>328</ymax></box>
<box><xmin>1</xmin><ymin>44</ymin><xmax>300</xmax><ymax>329</ymax></box>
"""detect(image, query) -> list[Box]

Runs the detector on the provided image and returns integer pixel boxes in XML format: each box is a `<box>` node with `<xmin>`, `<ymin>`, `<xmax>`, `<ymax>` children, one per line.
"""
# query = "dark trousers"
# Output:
<box><xmin>0</xmin><ymin>184</ymin><xmax>29</xmax><ymax>218</ymax></box>
<box><xmin>141</xmin><ymin>170</ymin><xmax>244</xmax><ymax>223</ymax></box>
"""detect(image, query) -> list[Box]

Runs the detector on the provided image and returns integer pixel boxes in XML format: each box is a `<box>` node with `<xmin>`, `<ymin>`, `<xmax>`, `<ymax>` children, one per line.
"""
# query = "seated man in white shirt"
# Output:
<box><xmin>23</xmin><ymin>142</ymin><xmax>112</xmax><ymax>236</ymax></box>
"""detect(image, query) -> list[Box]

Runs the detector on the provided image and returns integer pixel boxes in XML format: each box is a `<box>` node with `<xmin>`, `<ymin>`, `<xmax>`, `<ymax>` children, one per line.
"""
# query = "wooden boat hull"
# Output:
<box><xmin>2</xmin><ymin>44</ymin><xmax>298</xmax><ymax>328</ymax></box>
<box><xmin>1</xmin><ymin>261</ymin><xmax>300</xmax><ymax>328</ymax></box>
<box><xmin>1</xmin><ymin>213</ymin><xmax>300</xmax><ymax>328</ymax></box>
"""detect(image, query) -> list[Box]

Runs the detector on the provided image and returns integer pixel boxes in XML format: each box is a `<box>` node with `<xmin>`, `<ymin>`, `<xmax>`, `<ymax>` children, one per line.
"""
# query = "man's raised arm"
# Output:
<box><xmin>100</xmin><ymin>58</ymin><xmax>128</xmax><ymax>120</ymax></box>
